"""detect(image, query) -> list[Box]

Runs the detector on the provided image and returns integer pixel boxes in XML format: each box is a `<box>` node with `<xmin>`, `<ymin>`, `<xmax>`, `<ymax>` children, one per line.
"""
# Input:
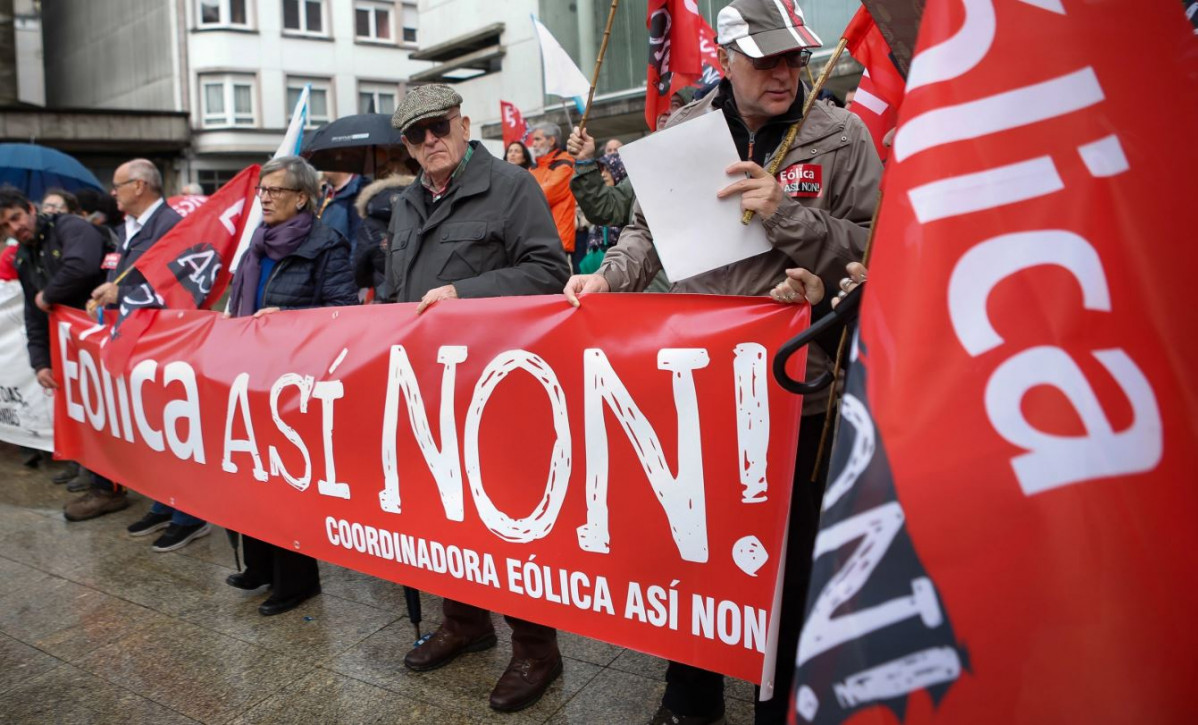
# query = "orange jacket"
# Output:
<box><xmin>530</xmin><ymin>148</ymin><xmax>577</xmax><ymax>252</ymax></box>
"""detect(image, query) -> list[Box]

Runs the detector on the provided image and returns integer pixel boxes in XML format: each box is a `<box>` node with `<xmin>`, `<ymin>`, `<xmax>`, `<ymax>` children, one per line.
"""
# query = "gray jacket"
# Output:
<box><xmin>384</xmin><ymin>142</ymin><xmax>570</xmax><ymax>303</ymax></box>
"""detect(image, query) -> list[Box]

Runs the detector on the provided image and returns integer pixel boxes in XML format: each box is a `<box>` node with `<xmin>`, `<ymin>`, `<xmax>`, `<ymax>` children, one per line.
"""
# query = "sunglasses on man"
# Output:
<box><xmin>726</xmin><ymin>45</ymin><xmax>812</xmax><ymax>71</ymax></box>
<box><xmin>403</xmin><ymin>112</ymin><xmax>461</xmax><ymax>144</ymax></box>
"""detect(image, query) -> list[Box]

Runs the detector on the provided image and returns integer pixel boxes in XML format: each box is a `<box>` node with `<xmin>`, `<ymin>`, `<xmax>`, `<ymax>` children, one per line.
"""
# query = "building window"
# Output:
<box><xmin>282</xmin><ymin>0</ymin><xmax>326</xmax><ymax>35</ymax></box>
<box><xmin>358</xmin><ymin>82</ymin><xmax>397</xmax><ymax>115</ymax></box>
<box><xmin>196</xmin><ymin>169</ymin><xmax>240</xmax><ymax>195</ymax></box>
<box><xmin>200</xmin><ymin>74</ymin><xmax>256</xmax><ymax>127</ymax></box>
<box><xmin>401</xmin><ymin>2</ymin><xmax>417</xmax><ymax>43</ymax></box>
<box><xmin>198</xmin><ymin>0</ymin><xmax>249</xmax><ymax>27</ymax></box>
<box><xmin>287</xmin><ymin>78</ymin><xmax>332</xmax><ymax>128</ymax></box>
<box><xmin>355</xmin><ymin>1</ymin><xmax>393</xmax><ymax>42</ymax></box>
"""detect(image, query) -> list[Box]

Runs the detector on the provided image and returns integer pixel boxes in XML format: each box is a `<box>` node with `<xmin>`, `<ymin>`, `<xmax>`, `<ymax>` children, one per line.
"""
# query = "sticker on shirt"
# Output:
<box><xmin>101</xmin><ymin>252</ymin><xmax>121</xmax><ymax>270</ymax></box>
<box><xmin>778</xmin><ymin>163</ymin><xmax>823</xmax><ymax>198</ymax></box>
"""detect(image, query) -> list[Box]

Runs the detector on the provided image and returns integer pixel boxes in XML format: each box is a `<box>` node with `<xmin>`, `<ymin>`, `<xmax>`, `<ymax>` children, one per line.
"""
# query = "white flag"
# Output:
<box><xmin>531</xmin><ymin>15</ymin><xmax>590</xmax><ymax>113</ymax></box>
<box><xmin>229</xmin><ymin>84</ymin><xmax>310</xmax><ymax>273</ymax></box>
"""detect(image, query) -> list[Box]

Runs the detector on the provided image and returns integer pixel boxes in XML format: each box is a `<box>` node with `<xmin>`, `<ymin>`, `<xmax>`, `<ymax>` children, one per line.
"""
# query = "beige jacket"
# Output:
<box><xmin>597</xmin><ymin>90</ymin><xmax>883</xmax><ymax>416</ymax></box>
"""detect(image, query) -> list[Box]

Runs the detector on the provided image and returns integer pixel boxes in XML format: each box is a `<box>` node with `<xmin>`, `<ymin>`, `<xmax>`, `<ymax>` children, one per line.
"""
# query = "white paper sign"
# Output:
<box><xmin>0</xmin><ymin>279</ymin><xmax>54</xmax><ymax>451</ymax></box>
<box><xmin>619</xmin><ymin>110</ymin><xmax>772</xmax><ymax>281</ymax></box>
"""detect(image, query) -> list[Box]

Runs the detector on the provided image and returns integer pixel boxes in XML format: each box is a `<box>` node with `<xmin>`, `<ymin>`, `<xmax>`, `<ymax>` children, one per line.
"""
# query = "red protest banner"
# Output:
<box><xmin>51</xmin><ymin>294</ymin><xmax>809</xmax><ymax>684</ymax></box>
<box><xmin>793</xmin><ymin>1</ymin><xmax>1198</xmax><ymax>723</ymax></box>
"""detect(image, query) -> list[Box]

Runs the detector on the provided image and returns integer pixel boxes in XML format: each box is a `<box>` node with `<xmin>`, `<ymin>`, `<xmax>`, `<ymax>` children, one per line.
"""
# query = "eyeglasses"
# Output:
<box><xmin>403</xmin><ymin>112</ymin><xmax>460</xmax><ymax>144</ymax></box>
<box><xmin>726</xmin><ymin>45</ymin><xmax>812</xmax><ymax>70</ymax></box>
<box><xmin>255</xmin><ymin>185</ymin><xmax>301</xmax><ymax>199</ymax></box>
<box><xmin>110</xmin><ymin>179</ymin><xmax>139</xmax><ymax>192</ymax></box>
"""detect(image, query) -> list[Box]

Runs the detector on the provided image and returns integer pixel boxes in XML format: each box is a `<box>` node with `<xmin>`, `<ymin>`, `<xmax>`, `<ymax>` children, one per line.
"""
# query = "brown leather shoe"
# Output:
<box><xmin>402</xmin><ymin>626</ymin><xmax>497</xmax><ymax>672</ymax></box>
<box><xmin>63</xmin><ymin>489</ymin><xmax>130</xmax><ymax>522</ymax></box>
<box><xmin>488</xmin><ymin>653</ymin><xmax>563</xmax><ymax>712</ymax></box>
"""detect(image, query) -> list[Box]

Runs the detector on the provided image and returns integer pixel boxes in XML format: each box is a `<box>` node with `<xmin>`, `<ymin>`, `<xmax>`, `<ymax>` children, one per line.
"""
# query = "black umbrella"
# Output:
<box><xmin>301</xmin><ymin>113</ymin><xmax>410</xmax><ymax>176</ymax></box>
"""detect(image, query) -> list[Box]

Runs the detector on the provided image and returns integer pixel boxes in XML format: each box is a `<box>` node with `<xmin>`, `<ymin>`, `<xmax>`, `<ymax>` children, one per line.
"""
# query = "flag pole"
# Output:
<box><xmin>579</xmin><ymin>0</ymin><xmax>621</xmax><ymax>134</ymax></box>
<box><xmin>809</xmin><ymin>189</ymin><xmax>883</xmax><ymax>482</ymax></box>
<box><xmin>740</xmin><ymin>37</ymin><xmax>849</xmax><ymax>226</ymax></box>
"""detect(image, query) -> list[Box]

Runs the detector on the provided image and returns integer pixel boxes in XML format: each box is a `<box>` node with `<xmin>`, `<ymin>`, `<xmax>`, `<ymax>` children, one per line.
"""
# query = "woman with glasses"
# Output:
<box><xmin>224</xmin><ymin>154</ymin><xmax>358</xmax><ymax>616</ymax></box>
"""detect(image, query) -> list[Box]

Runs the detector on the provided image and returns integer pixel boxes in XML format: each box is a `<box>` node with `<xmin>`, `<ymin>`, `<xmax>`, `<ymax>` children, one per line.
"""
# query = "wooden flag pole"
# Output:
<box><xmin>741</xmin><ymin>36</ymin><xmax>849</xmax><ymax>226</ymax></box>
<box><xmin>579</xmin><ymin>0</ymin><xmax>621</xmax><ymax>134</ymax></box>
<box><xmin>809</xmin><ymin>189</ymin><xmax>883</xmax><ymax>482</ymax></box>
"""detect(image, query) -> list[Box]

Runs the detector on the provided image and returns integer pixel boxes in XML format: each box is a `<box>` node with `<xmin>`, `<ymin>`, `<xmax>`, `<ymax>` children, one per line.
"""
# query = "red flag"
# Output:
<box><xmin>645</xmin><ymin>0</ymin><xmax>710</xmax><ymax>130</ymax></box>
<box><xmin>844</xmin><ymin>6</ymin><xmax>904</xmax><ymax>161</ymax></box>
<box><xmin>166</xmin><ymin>194</ymin><xmax>209</xmax><ymax>218</ymax></box>
<box><xmin>134</xmin><ymin>165</ymin><xmax>259</xmax><ymax>310</ymax></box>
<box><xmin>793</xmin><ymin>1</ymin><xmax>1198</xmax><ymax>723</ymax></box>
<box><xmin>500</xmin><ymin>100</ymin><xmax>529</xmax><ymax>148</ymax></box>
<box><xmin>101</xmin><ymin>166</ymin><xmax>259</xmax><ymax>372</ymax></box>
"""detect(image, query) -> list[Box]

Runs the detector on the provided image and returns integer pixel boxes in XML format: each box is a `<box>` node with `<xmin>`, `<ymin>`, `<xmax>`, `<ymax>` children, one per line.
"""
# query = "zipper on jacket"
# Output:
<box><xmin>261</xmin><ymin>258</ymin><xmax>287</xmax><ymax>308</ymax></box>
<box><xmin>747</xmin><ymin>130</ymin><xmax>756</xmax><ymax>162</ymax></box>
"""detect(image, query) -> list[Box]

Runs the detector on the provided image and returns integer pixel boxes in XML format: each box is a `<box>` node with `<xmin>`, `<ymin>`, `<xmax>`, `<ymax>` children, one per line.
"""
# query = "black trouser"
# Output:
<box><xmin>242</xmin><ymin>534</ymin><xmax>321</xmax><ymax>598</ymax></box>
<box><xmin>662</xmin><ymin>413</ymin><xmax>828</xmax><ymax>724</ymax></box>
<box><xmin>89</xmin><ymin>471</ymin><xmax>121</xmax><ymax>493</ymax></box>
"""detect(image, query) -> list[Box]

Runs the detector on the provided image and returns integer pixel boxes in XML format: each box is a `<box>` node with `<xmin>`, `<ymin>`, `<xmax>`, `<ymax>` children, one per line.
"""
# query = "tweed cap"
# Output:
<box><xmin>717</xmin><ymin>0</ymin><xmax>822</xmax><ymax>58</ymax></box>
<box><xmin>391</xmin><ymin>84</ymin><xmax>464</xmax><ymax>134</ymax></box>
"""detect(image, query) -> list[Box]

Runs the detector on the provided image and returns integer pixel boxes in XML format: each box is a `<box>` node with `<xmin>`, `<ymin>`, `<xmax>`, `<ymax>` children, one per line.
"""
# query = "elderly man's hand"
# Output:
<box><xmin>769</xmin><ymin>268</ymin><xmax>824</xmax><ymax>306</ymax></box>
<box><xmin>252</xmin><ymin>307</ymin><xmax>281</xmax><ymax>318</ymax></box>
<box><xmin>35</xmin><ymin>367</ymin><xmax>57</xmax><ymax>390</ymax></box>
<box><xmin>567</xmin><ymin>126</ymin><xmax>597</xmax><ymax>161</ymax></box>
<box><xmin>718</xmin><ymin>161</ymin><xmax>783</xmax><ymax>221</ymax></box>
<box><xmin>91</xmin><ymin>282</ymin><xmax>119</xmax><ymax>308</ymax></box>
<box><xmin>563</xmin><ymin>274</ymin><xmax>611</xmax><ymax>308</ymax></box>
<box><xmin>34</xmin><ymin>291</ymin><xmax>51</xmax><ymax>313</ymax></box>
<box><xmin>833</xmin><ymin>262</ymin><xmax>868</xmax><ymax>309</ymax></box>
<box><xmin>416</xmin><ymin>284</ymin><xmax>458</xmax><ymax>314</ymax></box>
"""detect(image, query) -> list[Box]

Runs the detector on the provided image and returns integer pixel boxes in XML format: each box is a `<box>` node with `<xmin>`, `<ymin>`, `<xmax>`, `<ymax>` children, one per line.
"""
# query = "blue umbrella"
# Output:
<box><xmin>0</xmin><ymin>143</ymin><xmax>105</xmax><ymax>202</ymax></box>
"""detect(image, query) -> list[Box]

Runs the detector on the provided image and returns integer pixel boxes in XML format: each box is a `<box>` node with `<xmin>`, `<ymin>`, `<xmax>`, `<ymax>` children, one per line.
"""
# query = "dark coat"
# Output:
<box><xmin>353</xmin><ymin>175</ymin><xmax>413</xmax><ymax>292</ymax></box>
<box><xmin>110</xmin><ymin>200</ymin><xmax>183</xmax><ymax>295</ymax></box>
<box><xmin>384</xmin><ymin>142</ymin><xmax>570</xmax><ymax>303</ymax></box>
<box><xmin>254</xmin><ymin>219</ymin><xmax>359</xmax><ymax>311</ymax></box>
<box><xmin>14</xmin><ymin>214</ymin><xmax>108</xmax><ymax>370</ymax></box>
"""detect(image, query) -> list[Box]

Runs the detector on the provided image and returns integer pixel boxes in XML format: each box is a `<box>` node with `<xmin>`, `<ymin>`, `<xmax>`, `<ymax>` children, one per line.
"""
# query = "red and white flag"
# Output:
<box><xmin>793</xmin><ymin>1</ymin><xmax>1198</xmax><ymax>723</ymax></box>
<box><xmin>500</xmin><ymin>100</ymin><xmax>529</xmax><ymax>149</ymax></box>
<box><xmin>844</xmin><ymin>6</ymin><xmax>904</xmax><ymax>162</ymax></box>
<box><xmin>645</xmin><ymin>0</ymin><xmax>712</xmax><ymax>130</ymax></box>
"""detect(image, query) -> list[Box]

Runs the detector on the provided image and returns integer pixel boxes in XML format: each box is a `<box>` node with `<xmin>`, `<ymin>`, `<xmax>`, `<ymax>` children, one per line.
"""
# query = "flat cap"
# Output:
<box><xmin>391</xmin><ymin>84</ymin><xmax>464</xmax><ymax>134</ymax></box>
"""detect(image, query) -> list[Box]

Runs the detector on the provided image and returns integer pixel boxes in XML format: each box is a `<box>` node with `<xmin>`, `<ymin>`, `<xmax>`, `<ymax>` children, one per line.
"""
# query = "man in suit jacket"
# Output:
<box><xmin>87</xmin><ymin>160</ymin><xmax>210</xmax><ymax>551</ymax></box>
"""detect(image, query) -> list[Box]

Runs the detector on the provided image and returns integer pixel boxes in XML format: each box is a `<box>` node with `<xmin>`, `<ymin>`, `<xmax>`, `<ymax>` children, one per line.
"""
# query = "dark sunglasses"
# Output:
<box><xmin>726</xmin><ymin>45</ymin><xmax>812</xmax><ymax>70</ymax></box>
<box><xmin>403</xmin><ymin>112</ymin><xmax>460</xmax><ymax>144</ymax></box>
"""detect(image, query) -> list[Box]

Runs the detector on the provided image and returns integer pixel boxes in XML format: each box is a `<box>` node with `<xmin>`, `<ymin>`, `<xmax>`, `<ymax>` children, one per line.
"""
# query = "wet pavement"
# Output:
<box><xmin>0</xmin><ymin>443</ymin><xmax>756</xmax><ymax>724</ymax></box>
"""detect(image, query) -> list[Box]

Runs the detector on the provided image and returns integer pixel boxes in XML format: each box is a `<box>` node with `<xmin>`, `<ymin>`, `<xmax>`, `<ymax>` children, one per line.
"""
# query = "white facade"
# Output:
<box><xmin>183</xmin><ymin>0</ymin><xmax>429</xmax><ymax>189</ymax></box>
<box><xmin>14</xmin><ymin>0</ymin><xmax>45</xmax><ymax>106</ymax></box>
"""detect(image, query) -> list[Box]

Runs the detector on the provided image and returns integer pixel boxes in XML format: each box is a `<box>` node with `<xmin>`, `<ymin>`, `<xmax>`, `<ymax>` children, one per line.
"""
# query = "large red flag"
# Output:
<box><xmin>500</xmin><ymin>100</ymin><xmax>529</xmax><ymax>149</ymax></box>
<box><xmin>844</xmin><ymin>6</ymin><xmax>904</xmax><ymax>162</ymax></box>
<box><xmin>645</xmin><ymin>0</ymin><xmax>709</xmax><ymax>130</ymax></box>
<box><xmin>793</xmin><ymin>1</ymin><xmax>1198</xmax><ymax>723</ymax></box>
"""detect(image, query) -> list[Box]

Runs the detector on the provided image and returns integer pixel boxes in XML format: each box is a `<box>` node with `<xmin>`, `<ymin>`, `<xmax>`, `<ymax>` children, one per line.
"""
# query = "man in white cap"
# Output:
<box><xmin>563</xmin><ymin>0</ymin><xmax>883</xmax><ymax>722</ymax></box>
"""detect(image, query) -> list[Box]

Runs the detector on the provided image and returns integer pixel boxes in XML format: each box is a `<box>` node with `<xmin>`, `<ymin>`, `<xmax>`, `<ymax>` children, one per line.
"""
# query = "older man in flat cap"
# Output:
<box><xmin>564</xmin><ymin>0</ymin><xmax>882</xmax><ymax>722</ymax></box>
<box><xmin>384</xmin><ymin>84</ymin><xmax>571</xmax><ymax>712</ymax></box>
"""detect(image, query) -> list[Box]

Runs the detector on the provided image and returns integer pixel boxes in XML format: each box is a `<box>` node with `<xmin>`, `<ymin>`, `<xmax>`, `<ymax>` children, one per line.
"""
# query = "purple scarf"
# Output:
<box><xmin>228</xmin><ymin>211</ymin><xmax>314</xmax><ymax>317</ymax></box>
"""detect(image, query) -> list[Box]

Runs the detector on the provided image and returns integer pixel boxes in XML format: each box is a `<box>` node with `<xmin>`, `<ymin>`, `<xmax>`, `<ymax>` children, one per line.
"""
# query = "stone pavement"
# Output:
<box><xmin>0</xmin><ymin>443</ymin><xmax>756</xmax><ymax>724</ymax></box>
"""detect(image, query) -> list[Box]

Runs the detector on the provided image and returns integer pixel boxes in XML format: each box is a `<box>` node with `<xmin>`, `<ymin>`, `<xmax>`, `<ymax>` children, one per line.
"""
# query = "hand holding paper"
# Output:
<box><xmin>718</xmin><ymin>161</ymin><xmax>783</xmax><ymax>221</ymax></box>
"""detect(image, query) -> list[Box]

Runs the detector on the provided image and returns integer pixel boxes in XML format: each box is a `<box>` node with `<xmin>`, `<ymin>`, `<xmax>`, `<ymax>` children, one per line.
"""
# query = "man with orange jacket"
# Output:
<box><xmin>528</xmin><ymin>122</ymin><xmax>577</xmax><ymax>265</ymax></box>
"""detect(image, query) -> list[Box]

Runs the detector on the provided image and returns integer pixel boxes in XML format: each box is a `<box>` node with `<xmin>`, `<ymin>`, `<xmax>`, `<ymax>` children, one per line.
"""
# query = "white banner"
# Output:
<box><xmin>0</xmin><ymin>280</ymin><xmax>54</xmax><ymax>451</ymax></box>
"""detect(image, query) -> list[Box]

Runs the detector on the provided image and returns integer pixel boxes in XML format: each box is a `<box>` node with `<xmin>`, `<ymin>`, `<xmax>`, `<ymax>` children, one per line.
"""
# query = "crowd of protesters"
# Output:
<box><xmin>0</xmin><ymin>0</ymin><xmax>880</xmax><ymax>722</ymax></box>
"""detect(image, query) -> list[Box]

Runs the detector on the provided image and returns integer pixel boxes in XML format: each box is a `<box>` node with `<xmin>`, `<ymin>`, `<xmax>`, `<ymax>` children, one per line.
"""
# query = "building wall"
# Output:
<box><xmin>43</xmin><ymin>0</ymin><xmax>179</xmax><ymax>110</ymax></box>
<box><xmin>188</xmin><ymin>0</ymin><xmax>429</xmax><ymax>166</ymax></box>
<box><xmin>14</xmin><ymin>0</ymin><xmax>44</xmax><ymax>106</ymax></box>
